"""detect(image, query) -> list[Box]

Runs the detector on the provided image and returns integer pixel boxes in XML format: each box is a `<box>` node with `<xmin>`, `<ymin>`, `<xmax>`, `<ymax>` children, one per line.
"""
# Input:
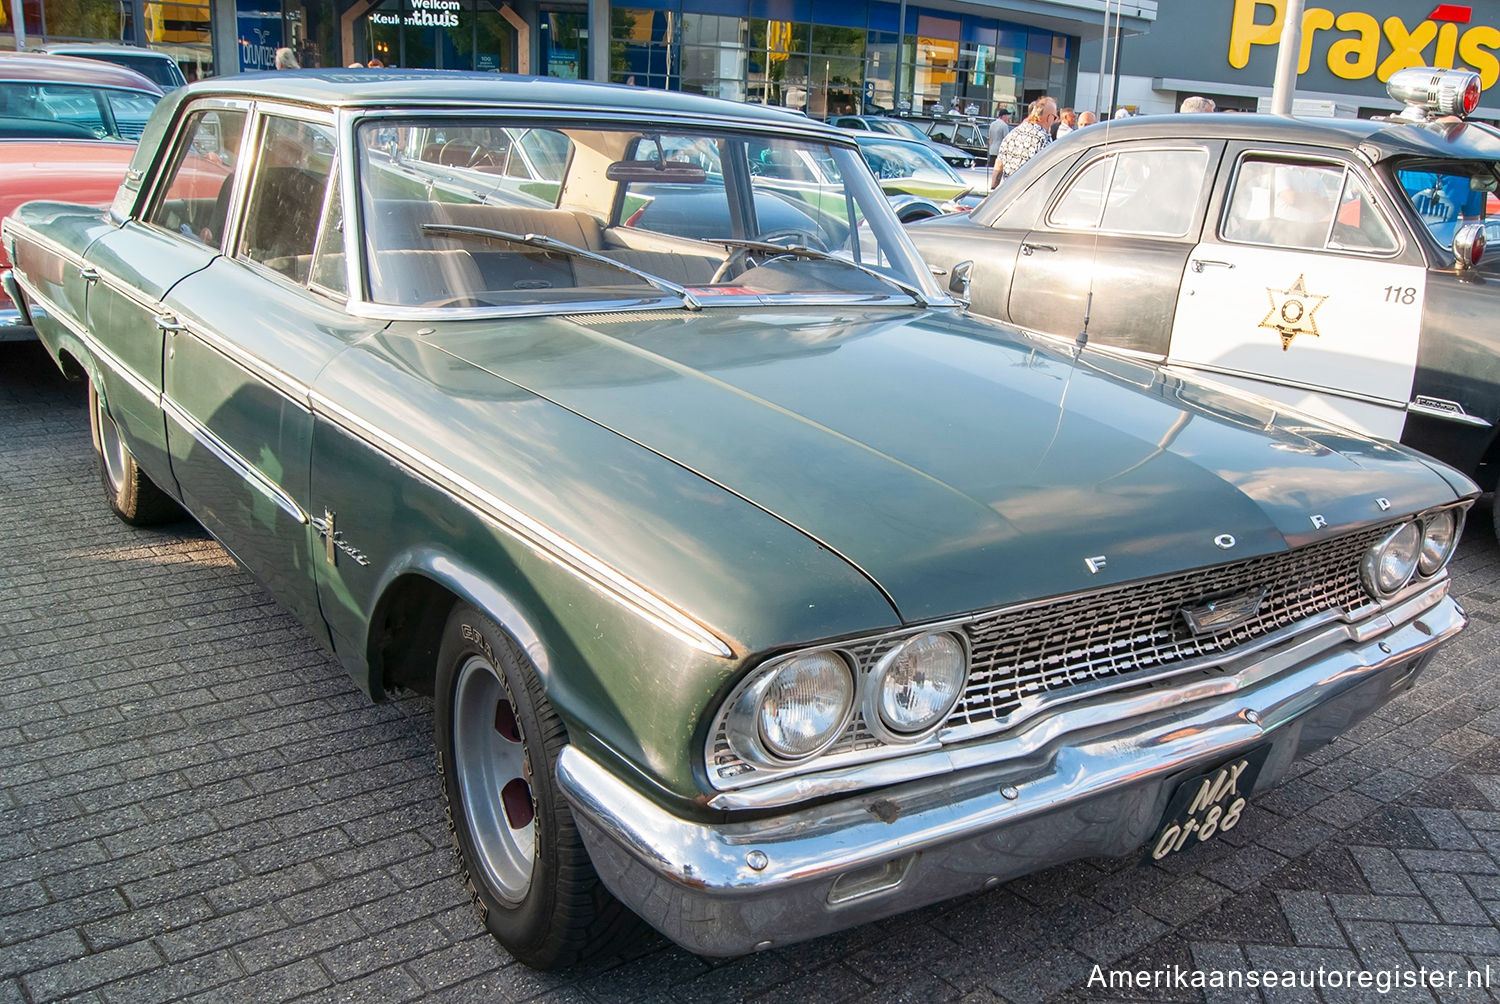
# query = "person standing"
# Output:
<box><xmin>986</xmin><ymin>108</ymin><xmax>1012</xmax><ymax>168</ymax></box>
<box><xmin>992</xmin><ymin>96</ymin><xmax>1056</xmax><ymax>186</ymax></box>
<box><xmin>1053</xmin><ymin>107</ymin><xmax>1076</xmax><ymax>138</ymax></box>
<box><xmin>1077</xmin><ymin>110</ymin><xmax>1099</xmax><ymax>127</ymax></box>
<box><xmin>1179</xmin><ymin>95</ymin><xmax>1216</xmax><ymax>113</ymax></box>
<box><xmin>274</xmin><ymin>47</ymin><xmax>300</xmax><ymax>70</ymax></box>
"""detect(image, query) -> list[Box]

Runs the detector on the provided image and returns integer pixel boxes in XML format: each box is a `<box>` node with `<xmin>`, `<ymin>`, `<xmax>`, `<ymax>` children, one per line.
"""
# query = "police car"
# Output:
<box><xmin>907</xmin><ymin>69</ymin><xmax>1500</xmax><ymax>531</ymax></box>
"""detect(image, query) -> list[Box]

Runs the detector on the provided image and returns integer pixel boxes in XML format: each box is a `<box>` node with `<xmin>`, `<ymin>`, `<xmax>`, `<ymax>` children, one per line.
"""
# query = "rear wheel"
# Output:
<box><xmin>88</xmin><ymin>380</ymin><xmax>181</xmax><ymax>526</ymax></box>
<box><xmin>433</xmin><ymin>603</ymin><xmax>639</xmax><ymax>968</ymax></box>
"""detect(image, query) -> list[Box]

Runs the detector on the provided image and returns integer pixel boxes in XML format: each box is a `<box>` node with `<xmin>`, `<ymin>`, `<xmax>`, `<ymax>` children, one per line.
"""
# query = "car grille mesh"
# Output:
<box><xmin>709</xmin><ymin>526</ymin><xmax>1388</xmax><ymax>786</ymax></box>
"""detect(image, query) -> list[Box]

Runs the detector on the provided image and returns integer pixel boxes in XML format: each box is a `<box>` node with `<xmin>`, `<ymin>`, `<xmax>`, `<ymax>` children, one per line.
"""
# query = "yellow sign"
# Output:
<box><xmin>1230</xmin><ymin>0</ymin><xmax>1500</xmax><ymax>89</ymax></box>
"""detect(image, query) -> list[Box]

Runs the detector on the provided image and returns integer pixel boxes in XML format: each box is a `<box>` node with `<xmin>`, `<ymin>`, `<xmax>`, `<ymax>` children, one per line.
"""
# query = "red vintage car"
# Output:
<box><xmin>0</xmin><ymin>52</ymin><xmax>161</xmax><ymax>338</ymax></box>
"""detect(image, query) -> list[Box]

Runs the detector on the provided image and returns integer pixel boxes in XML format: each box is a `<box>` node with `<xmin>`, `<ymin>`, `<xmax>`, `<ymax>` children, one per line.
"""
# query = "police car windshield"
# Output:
<box><xmin>1394</xmin><ymin>160</ymin><xmax>1500</xmax><ymax>247</ymax></box>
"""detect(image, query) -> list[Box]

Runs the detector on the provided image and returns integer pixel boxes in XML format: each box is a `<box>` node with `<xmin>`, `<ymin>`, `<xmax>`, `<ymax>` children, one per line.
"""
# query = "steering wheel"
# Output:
<box><xmin>710</xmin><ymin>228</ymin><xmax>829</xmax><ymax>283</ymax></box>
<box><xmin>438</xmin><ymin>138</ymin><xmax>498</xmax><ymax>169</ymax></box>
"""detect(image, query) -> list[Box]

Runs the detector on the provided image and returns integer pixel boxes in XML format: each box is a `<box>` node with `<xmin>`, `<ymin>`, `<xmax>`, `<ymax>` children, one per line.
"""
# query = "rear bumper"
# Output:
<box><xmin>558</xmin><ymin>587</ymin><xmax>1464</xmax><ymax>957</ymax></box>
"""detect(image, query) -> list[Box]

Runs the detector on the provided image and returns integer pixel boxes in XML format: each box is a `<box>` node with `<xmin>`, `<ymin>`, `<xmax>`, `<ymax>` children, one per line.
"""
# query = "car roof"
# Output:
<box><xmin>0</xmin><ymin>51</ymin><xmax>162</xmax><ymax>93</ymax></box>
<box><xmin>176</xmin><ymin>70</ymin><xmax>843</xmax><ymax>133</ymax></box>
<box><xmin>38</xmin><ymin>43</ymin><xmax>177</xmax><ymax>61</ymax></box>
<box><xmin>1066</xmin><ymin>111</ymin><xmax>1500</xmax><ymax>163</ymax></box>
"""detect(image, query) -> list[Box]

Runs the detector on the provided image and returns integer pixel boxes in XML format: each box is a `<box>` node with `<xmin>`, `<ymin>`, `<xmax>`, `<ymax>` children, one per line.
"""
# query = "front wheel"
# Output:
<box><xmin>433</xmin><ymin>603</ymin><xmax>639</xmax><ymax>969</ymax></box>
<box><xmin>88</xmin><ymin>380</ymin><xmax>181</xmax><ymax>526</ymax></box>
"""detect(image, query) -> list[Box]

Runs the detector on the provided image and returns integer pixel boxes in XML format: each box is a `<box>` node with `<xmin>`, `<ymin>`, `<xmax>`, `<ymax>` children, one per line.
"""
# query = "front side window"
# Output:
<box><xmin>1048</xmin><ymin>148</ymin><xmax>1208</xmax><ymax>237</ymax></box>
<box><xmin>356</xmin><ymin>116</ymin><xmax>932</xmax><ymax>310</ymax></box>
<box><xmin>238</xmin><ymin>116</ymin><xmax>337</xmax><ymax>283</ymax></box>
<box><xmin>145</xmin><ymin>107</ymin><xmax>247</xmax><ymax>248</ymax></box>
<box><xmin>1223</xmin><ymin>156</ymin><xmax>1398</xmax><ymax>254</ymax></box>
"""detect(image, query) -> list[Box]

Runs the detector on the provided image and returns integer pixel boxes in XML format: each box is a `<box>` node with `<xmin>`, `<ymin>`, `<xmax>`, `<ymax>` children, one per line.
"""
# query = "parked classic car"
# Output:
<box><xmin>907</xmin><ymin>68</ymin><xmax>1500</xmax><ymax>534</ymax></box>
<box><xmin>2</xmin><ymin>71</ymin><xmax>1476</xmax><ymax>969</ymax></box>
<box><xmin>849</xmin><ymin>132</ymin><xmax>981</xmax><ymax>217</ymax></box>
<box><xmin>35</xmin><ymin>42</ymin><xmax>189</xmax><ymax>91</ymax></box>
<box><xmin>0</xmin><ymin>52</ymin><xmax>162</xmax><ymax>337</ymax></box>
<box><xmin>830</xmin><ymin>114</ymin><xmax>978</xmax><ymax>169</ymax></box>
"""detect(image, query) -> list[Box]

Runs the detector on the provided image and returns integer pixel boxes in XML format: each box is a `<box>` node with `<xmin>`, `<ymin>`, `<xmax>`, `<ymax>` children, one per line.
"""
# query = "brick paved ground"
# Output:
<box><xmin>6</xmin><ymin>338</ymin><xmax>1500</xmax><ymax>1003</ymax></box>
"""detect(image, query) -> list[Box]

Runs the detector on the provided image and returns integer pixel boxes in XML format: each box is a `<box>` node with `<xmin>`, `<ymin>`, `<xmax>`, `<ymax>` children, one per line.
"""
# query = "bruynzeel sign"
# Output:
<box><xmin>1231</xmin><ymin>1</ymin><xmax>1499</xmax><ymax>88</ymax></box>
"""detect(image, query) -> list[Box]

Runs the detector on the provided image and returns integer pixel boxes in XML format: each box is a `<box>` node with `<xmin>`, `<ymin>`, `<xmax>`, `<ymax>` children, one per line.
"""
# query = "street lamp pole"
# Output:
<box><xmin>1270</xmin><ymin>0</ymin><xmax>1306</xmax><ymax>115</ymax></box>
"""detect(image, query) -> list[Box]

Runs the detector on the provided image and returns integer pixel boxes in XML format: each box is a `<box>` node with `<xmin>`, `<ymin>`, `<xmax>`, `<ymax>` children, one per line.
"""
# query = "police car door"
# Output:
<box><xmin>1168</xmin><ymin>146</ymin><xmax>1426</xmax><ymax>440</ymax></box>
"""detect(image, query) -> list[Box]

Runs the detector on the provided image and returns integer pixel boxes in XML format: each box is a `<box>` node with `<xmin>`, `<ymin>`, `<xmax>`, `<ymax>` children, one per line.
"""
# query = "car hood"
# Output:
<box><xmin>421</xmin><ymin>307</ymin><xmax>1464</xmax><ymax>624</ymax></box>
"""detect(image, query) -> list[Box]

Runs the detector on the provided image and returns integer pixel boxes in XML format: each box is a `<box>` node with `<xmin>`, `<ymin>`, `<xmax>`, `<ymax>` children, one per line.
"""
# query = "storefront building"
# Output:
<box><xmin>2</xmin><ymin>0</ymin><xmax>216</xmax><ymax>78</ymax></box>
<box><xmin>1080</xmin><ymin>0</ymin><xmax>1500</xmax><ymax>120</ymax></box>
<box><xmin>3</xmin><ymin>0</ymin><xmax>1157</xmax><ymax>119</ymax></box>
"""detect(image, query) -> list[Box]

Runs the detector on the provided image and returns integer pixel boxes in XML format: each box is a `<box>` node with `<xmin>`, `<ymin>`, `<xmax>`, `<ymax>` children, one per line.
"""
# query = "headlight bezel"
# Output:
<box><xmin>723</xmin><ymin>648</ymin><xmax>857</xmax><ymax>767</ymax></box>
<box><xmin>1361</xmin><ymin>520</ymin><xmax>1422</xmax><ymax>599</ymax></box>
<box><xmin>863</xmin><ymin>630</ymin><xmax>970</xmax><ymax>744</ymax></box>
<box><xmin>1417</xmin><ymin>507</ymin><xmax>1463</xmax><ymax>578</ymax></box>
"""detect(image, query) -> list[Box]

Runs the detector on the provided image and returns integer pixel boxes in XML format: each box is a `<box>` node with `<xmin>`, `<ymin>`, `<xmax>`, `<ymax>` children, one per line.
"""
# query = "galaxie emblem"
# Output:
<box><xmin>1259</xmin><ymin>274</ymin><xmax>1328</xmax><ymax>351</ymax></box>
<box><xmin>1179</xmin><ymin>588</ymin><xmax>1268</xmax><ymax>636</ymax></box>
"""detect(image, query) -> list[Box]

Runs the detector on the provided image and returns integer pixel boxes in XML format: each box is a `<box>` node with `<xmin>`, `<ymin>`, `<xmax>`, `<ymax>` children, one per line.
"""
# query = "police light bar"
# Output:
<box><xmin>1387</xmin><ymin>67</ymin><xmax>1482</xmax><ymax>121</ymax></box>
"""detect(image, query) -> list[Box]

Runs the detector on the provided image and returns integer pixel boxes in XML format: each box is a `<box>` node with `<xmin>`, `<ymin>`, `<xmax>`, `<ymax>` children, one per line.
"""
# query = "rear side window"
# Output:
<box><xmin>237</xmin><ymin>116</ymin><xmax>338</xmax><ymax>284</ymax></box>
<box><xmin>1048</xmin><ymin>148</ymin><xmax>1208</xmax><ymax>236</ymax></box>
<box><xmin>1222</xmin><ymin>157</ymin><xmax>1398</xmax><ymax>254</ymax></box>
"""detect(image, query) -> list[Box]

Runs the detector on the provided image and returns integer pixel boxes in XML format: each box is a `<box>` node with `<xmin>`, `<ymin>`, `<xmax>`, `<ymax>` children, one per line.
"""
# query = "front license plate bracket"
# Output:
<box><xmin>1147</xmin><ymin>745</ymin><xmax>1271</xmax><ymax>861</ymax></box>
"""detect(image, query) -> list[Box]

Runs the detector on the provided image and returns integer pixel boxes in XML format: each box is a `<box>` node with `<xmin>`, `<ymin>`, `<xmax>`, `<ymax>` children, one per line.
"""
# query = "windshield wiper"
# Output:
<box><xmin>712</xmin><ymin>238</ymin><xmax>930</xmax><ymax>307</ymax></box>
<box><xmin>421</xmin><ymin>223</ymin><xmax>702</xmax><ymax>311</ymax></box>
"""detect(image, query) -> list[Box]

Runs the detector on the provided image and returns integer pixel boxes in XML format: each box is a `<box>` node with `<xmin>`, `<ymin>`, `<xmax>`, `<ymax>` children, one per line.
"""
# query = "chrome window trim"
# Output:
<box><xmin>307</xmin><ymin>390</ymin><xmax>733</xmax><ymax>659</ymax></box>
<box><xmin>1217</xmin><ymin>149</ymin><xmax>1406</xmax><ymax>260</ymax></box>
<box><xmin>160</xmin><ymin>397</ymin><xmax>309</xmax><ymax>524</ymax></box>
<box><xmin>706</xmin><ymin>577</ymin><xmax>1450</xmax><ymax>811</ymax></box>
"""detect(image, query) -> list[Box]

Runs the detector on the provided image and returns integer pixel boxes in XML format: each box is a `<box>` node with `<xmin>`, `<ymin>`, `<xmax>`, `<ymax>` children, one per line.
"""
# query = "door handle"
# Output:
<box><xmin>1191</xmin><ymin>259</ymin><xmax>1236</xmax><ymax>273</ymax></box>
<box><xmin>1020</xmin><ymin>242</ymin><xmax>1057</xmax><ymax>256</ymax></box>
<box><xmin>153</xmin><ymin>313</ymin><xmax>188</xmax><ymax>333</ymax></box>
<box><xmin>78</xmin><ymin>266</ymin><xmax>100</xmax><ymax>282</ymax></box>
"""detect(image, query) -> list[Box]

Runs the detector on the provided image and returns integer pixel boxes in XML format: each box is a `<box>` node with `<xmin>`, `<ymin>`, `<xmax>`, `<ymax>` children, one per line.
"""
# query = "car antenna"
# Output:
<box><xmin>1077</xmin><ymin>0</ymin><xmax>1123</xmax><ymax>358</ymax></box>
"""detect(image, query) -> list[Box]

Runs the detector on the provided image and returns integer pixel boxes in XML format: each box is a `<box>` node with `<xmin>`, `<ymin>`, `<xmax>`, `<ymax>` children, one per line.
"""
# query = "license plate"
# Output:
<box><xmin>1147</xmin><ymin>747</ymin><xmax>1270</xmax><ymax>861</ymax></box>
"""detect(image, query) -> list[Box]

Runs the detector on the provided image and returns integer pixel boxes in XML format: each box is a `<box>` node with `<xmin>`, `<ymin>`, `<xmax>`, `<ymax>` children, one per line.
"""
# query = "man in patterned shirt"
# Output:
<box><xmin>992</xmin><ymin>96</ymin><xmax>1057</xmax><ymax>186</ymax></box>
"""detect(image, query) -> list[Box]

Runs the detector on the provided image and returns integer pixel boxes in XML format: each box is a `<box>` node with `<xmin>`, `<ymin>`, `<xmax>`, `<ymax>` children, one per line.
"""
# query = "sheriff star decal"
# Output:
<box><xmin>1258</xmin><ymin>274</ymin><xmax>1329</xmax><ymax>351</ymax></box>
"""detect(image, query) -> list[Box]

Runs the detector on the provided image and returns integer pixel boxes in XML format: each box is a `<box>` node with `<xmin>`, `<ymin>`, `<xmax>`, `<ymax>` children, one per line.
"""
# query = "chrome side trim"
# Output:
<box><xmin>161</xmin><ymin>398</ymin><xmax>309</xmax><ymax>524</ymax></box>
<box><xmin>308</xmin><ymin>391</ymin><xmax>733</xmax><ymax>659</ymax></box>
<box><xmin>1163</xmin><ymin>359</ymin><xmax>1407</xmax><ymax>411</ymax></box>
<box><xmin>173</xmin><ymin>315</ymin><xmax>312</xmax><ymax>410</ymax></box>
<box><xmin>706</xmin><ymin>579</ymin><xmax>1447</xmax><ymax>810</ymax></box>
<box><xmin>1408</xmin><ymin>396</ymin><xmax>1493</xmax><ymax>428</ymax></box>
<box><xmin>11</xmin><ymin>274</ymin><xmax>159</xmax><ymax>404</ymax></box>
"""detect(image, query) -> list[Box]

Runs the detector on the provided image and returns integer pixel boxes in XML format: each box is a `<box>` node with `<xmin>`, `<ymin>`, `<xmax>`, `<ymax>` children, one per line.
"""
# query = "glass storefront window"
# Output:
<box><xmin>360</xmin><ymin>0</ymin><xmax>513</xmax><ymax>71</ymax></box>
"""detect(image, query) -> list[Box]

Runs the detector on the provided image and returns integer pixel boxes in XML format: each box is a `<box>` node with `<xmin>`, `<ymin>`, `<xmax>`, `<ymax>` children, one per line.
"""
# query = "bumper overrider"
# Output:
<box><xmin>1</xmin><ymin>269</ymin><xmax>35</xmax><ymax>342</ymax></box>
<box><xmin>558</xmin><ymin>583</ymin><xmax>1465</xmax><ymax>957</ymax></box>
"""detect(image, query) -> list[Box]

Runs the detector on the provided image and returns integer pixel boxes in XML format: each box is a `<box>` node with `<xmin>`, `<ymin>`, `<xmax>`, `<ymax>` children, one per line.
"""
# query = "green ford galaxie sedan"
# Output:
<box><xmin>0</xmin><ymin>71</ymin><xmax>1480</xmax><ymax>968</ymax></box>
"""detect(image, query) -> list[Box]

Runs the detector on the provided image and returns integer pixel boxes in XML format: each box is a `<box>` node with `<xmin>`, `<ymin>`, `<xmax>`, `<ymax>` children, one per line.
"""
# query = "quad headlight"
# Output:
<box><xmin>726</xmin><ymin>649</ymin><xmax>855</xmax><ymax>765</ymax></box>
<box><xmin>1418</xmin><ymin>508</ymin><xmax>1461</xmax><ymax>577</ymax></box>
<box><xmin>1362</xmin><ymin>521</ymin><xmax>1421</xmax><ymax>598</ymax></box>
<box><xmin>866</xmin><ymin>631</ymin><xmax>968</xmax><ymax>741</ymax></box>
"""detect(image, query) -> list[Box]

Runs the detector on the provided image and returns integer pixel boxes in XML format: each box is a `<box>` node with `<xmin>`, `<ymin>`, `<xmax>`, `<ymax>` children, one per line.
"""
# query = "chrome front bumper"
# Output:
<box><xmin>1</xmin><ymin>269</ymin><xmax>35</xmax><ymax>342</ymax></box>
<box><xmin>557</xmin><ymin>588</ymin><xmax>1465</xmax><ymax>958</ymax></box>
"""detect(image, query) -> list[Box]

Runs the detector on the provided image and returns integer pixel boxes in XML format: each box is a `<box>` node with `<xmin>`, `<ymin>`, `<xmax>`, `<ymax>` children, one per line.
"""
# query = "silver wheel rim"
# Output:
<box><xmin>95</xmin><ymin>392</ymin><xmax>127</xmax><ymax>493</ymax></box>
<box><xmin>453</xmin><ymin>653</ymin><xmax>536</xmax><ymax>902</ymax></box>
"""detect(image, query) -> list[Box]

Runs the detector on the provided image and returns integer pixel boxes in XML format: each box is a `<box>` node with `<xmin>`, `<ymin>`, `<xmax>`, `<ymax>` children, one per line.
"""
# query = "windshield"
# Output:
<box><xmin>857</xmin><ymin>138</ymin><xmax>962</xmax><ymax>183</ymax></box>
<box><xmin>871</xmin><ymin>119</ymin><xmax>933</xmax><ymax>143</ymax></box>
<box><xmin>0</xmin><ymin>82</ymin><xmax>158</xmax><ymax>140</ymax></box>
<box><xmin>356</xmin><ymin>116</ymin><xmax>937</xmax><ymax>310</ymax></box>
<box><xmin>1394</xmin><ymin>159</ymin><xmax>1500</xmax><ymax>247</ymax></box>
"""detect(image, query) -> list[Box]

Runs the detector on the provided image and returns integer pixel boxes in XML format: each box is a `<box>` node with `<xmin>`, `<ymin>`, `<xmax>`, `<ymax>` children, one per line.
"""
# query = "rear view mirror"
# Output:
<box><xmin>949</xmin><ymin>260</ymin><xmax>973</xmax><ymax>303</ymax></box>
<box><xmin>605</xmin><ymin>161</ymin><xmax>708</xmax><ymax>183</ymax></box>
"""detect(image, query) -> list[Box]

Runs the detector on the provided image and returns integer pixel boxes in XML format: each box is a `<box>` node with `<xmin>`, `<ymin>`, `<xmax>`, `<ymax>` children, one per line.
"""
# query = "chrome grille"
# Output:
<box><xmin>709</xmin><ymin>526</ymin><xmax>1389</xmax><ymax>787</ymax></box>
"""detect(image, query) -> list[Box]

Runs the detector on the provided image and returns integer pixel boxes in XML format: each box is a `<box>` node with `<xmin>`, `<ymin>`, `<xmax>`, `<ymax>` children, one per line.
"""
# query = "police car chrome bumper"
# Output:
<box><xmin>557</xmin><ymin>588</ymin><xmax>1464</xmax><ymax>957</ymax></box>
